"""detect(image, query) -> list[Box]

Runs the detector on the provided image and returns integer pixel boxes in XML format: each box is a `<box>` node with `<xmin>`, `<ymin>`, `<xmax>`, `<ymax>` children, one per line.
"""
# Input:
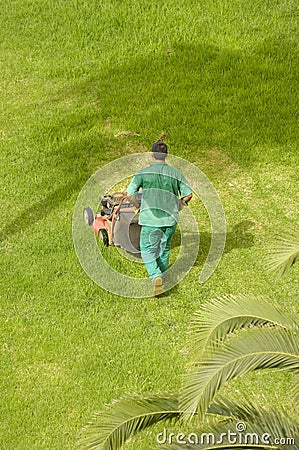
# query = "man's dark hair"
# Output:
<box><xmin>152</xmin><ymin>141</ymin><xmax>168</xmax><ymax>160</ymax></box>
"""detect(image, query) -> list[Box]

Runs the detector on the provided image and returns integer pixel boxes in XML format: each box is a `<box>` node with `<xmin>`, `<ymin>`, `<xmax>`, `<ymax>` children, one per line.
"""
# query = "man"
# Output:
<box><xmin>126</xmin><ymin>142</ymin><xmax>192</xmax><ymax>296</ymax></box>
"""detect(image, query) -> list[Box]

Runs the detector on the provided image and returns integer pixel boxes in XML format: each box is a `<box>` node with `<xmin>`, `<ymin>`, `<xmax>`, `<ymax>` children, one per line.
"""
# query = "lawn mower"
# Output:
<box><xmin>83</xmin><ymin>192</ymin><xmax>142</xmax><ymax>256</ymax></box>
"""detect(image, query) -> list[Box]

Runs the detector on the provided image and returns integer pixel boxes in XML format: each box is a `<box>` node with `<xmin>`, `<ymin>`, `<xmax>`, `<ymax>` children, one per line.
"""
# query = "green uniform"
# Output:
<box><xmin>127</xmin><ymin>161</ymin><xmax>192</xmax><ymax>280</ymax></box>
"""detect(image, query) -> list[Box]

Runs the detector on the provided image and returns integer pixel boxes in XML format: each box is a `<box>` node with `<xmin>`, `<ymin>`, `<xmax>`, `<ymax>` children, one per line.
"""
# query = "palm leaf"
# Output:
<box><xmin>293</xmin><ymin>373</ymin><xmax>299</xmax><ymax>405</ymax></box>
<box><xmin>189</xmin><ymin>295</ymin><xmax>297</xmax><ymax>358</ymax></box>
<box><xmin>181</xmin><ymin>327</ymin><xmax>299</xmax><ymax>422</ymax></box>
<box><xmin>207</xmin><ymin>396</ymin><xmax>267</xmax><ymax>421</ymax></box>
<box><xmin>161</xmin><ymin>417</ymin><xmax>298</xmax><ymax>449</ymax></box>
<box><xmin>266</xmin><ymin>231</ymin><xmax>299</xmax><ymax>277</ymax></box>
<box><xmin>162</xmin><ymin>400</ymin><xmax>299</xmax><ymax>449</ymax></box>
<box><xmin>78</xmin><ymin>393</ymin><xmax>181</xmax><ymax>450</ymax></box>
<box><xmin>79</xmin><ymin>395</ymin><xmax>279</xmax><ymax>450</ymax></box>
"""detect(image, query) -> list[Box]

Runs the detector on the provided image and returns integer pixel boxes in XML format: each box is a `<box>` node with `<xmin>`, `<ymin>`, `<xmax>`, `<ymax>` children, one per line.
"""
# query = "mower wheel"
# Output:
<box><xmin>98</xmin><ymin>229</ymin><xmax>109</xmax><ymax>247</ymax></box>
<box><xmin>83</xmin><ymin>207</ymin><xmax>94</xmax><ymax>225</ymax></box>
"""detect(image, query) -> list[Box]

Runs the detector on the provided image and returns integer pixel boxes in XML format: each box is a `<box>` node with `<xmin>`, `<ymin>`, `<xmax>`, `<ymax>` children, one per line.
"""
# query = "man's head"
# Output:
<box><xmin>152</xmin><ymin>141</ymin><xmax>168</xmax><ymax>161</ymax></box>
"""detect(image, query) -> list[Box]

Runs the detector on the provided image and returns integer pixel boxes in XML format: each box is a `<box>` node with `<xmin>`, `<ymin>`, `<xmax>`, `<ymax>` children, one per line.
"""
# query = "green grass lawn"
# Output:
<box><xmin>1</xmin><ymin>0</ymin><xmax>298</xmax><ymax>448</ymax></box>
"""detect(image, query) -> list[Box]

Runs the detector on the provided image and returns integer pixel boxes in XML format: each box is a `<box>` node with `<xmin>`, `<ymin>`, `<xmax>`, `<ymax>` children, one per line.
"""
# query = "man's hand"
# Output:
<box><xmin>182</xmin><ymin>193</ymin><xmax>193</xmax><ymax>204</ymax></box>
<box><xmin>179</xmin><ymin>193</ymin><xmax>192</xmax><ymax>210</ymax></box>
<box><xmin>126</xmin><ymin>192</ymin><xmax>141</xmax><ymax>209</ymax></box>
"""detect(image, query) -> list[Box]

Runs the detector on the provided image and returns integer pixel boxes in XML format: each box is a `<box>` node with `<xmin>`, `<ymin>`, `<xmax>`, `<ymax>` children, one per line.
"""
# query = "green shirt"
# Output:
<box><xmin>127</xmin><ymin>161</ymin><xmax>192</xmax><ymax>227</ymax></box>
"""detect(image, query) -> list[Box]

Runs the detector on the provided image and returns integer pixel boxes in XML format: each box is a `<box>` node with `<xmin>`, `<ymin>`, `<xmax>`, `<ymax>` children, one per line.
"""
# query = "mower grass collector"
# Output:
<box><xmin>83</xmin><ymin>192</ymin><xmax>141</xmax><ymax>257</ymax></box>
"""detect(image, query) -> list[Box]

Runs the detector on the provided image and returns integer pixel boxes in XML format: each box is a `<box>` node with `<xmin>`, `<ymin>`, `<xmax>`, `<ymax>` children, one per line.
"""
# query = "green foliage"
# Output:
<box><xmin>162</xmin><ymin>405</ymin><xmax>299</xmax><ymax>449</ymax></box>
<box><xmin>266</xmin><ymin>231</ymin><xmax>299</xmax><ymax>278</ymax></box>
<box><xmin>79</xmin><ymin>394</ymin><xmax>181</xmax><ymax>450</ymax></box>
<box><xmin>188</xmin><ymin>294</ymin><xmax>298</xmax><ymax>358</ymax></box>
<box><xmin>181</xmin><ymin>295</ymin><xmax>299</xmax><ymax>421</ymax></box>
<box><xmin>182</xmin><ymin>327</ymin><xmax>299</xmax><ymax>422</ymax></box>
<box><xmin>79</xmin><ymin>296</ymin><xmax>299</xmax><ymax>449</ymax></box>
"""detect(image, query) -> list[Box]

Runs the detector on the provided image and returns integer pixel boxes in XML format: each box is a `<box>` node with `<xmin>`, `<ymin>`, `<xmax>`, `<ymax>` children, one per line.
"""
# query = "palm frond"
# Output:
<box><xmin>161</xmin><ymin>401</ymin><xmax>299</xmax><ymax>450</ymax></box>
<box><xmin>160</xmin><ymin>419</ymin><xmax>298</xmax><ymax>449</ymax></box>
<box><xmin>181</xmin><ymin>328</ymin><xmax>299</xmax><ymax>422</ymax></box>
<box><xmin>292</xmin><ymin>373</ymin><xmax>299</xmax><ymax>405</ymax></box>
<box><xmin>78</xmin><ymin>393</ymin><xmax>181</xmax><ymax>450</ymax></box>
<box><xmin>207</xmin><ymin>396</ymin><xmax>266</xmax><ymax>421</ymax></box>
<box><xmin>189</xmin><ymin>295</ymin><xmax>297</xmax><ymax>358</ymax></box>
<box><xmin>209</xmin><ymin>407</ymin><xmax>299</xmax><ymax>450</ymax></box>
<box><xmin>266</xmin><ymin>231</ymin><xmax>299</xmax><ymax>277</ymax></box>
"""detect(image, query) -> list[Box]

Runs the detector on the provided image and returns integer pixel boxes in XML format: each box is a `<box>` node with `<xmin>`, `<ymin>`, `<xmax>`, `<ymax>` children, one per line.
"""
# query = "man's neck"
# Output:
<box><xmin>152</xmin><ymin>158</ymin><xmax>166</xmax><ymax>163</ymax></box>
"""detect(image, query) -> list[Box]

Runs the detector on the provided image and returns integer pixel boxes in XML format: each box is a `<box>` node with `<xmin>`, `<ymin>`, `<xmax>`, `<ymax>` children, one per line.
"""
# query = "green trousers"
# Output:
<box><xmin>140</xmin><ymin>224</ymin><xmax>177</xmax><ymax>280</ymax></box>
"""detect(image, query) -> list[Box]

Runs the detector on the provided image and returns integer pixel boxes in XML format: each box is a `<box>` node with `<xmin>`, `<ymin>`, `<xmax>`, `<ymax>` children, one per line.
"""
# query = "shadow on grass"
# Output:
<box><xmin>172</xmin><ymin>219</ymin><xmax>255</xmax><ymax>266</ymax></box>
<box><xmin>82</xmin><ymin>39</ymin><xmax>298</xmax><ymax>164</ymax></box>
<box><xmin>164</xmin><ymin>220</ymin><xmax>255</xmax><ymax>297</ymax></box>
<box><xmin>3</xmin><ymin>37</ymin><xmax>298</xmax><ymax>240</ymax></box>
<box><xmin>0</xmin><ymin>178</ymin><xmax>83</xmax><ymax>242</ymax></box>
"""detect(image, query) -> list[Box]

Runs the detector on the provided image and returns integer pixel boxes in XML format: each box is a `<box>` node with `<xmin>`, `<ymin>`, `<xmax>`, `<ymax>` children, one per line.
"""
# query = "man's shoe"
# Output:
<box><xmin>153</xmin><ymin>276</ymin><xmax>163</xmax><ymax>297</ymax></box>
